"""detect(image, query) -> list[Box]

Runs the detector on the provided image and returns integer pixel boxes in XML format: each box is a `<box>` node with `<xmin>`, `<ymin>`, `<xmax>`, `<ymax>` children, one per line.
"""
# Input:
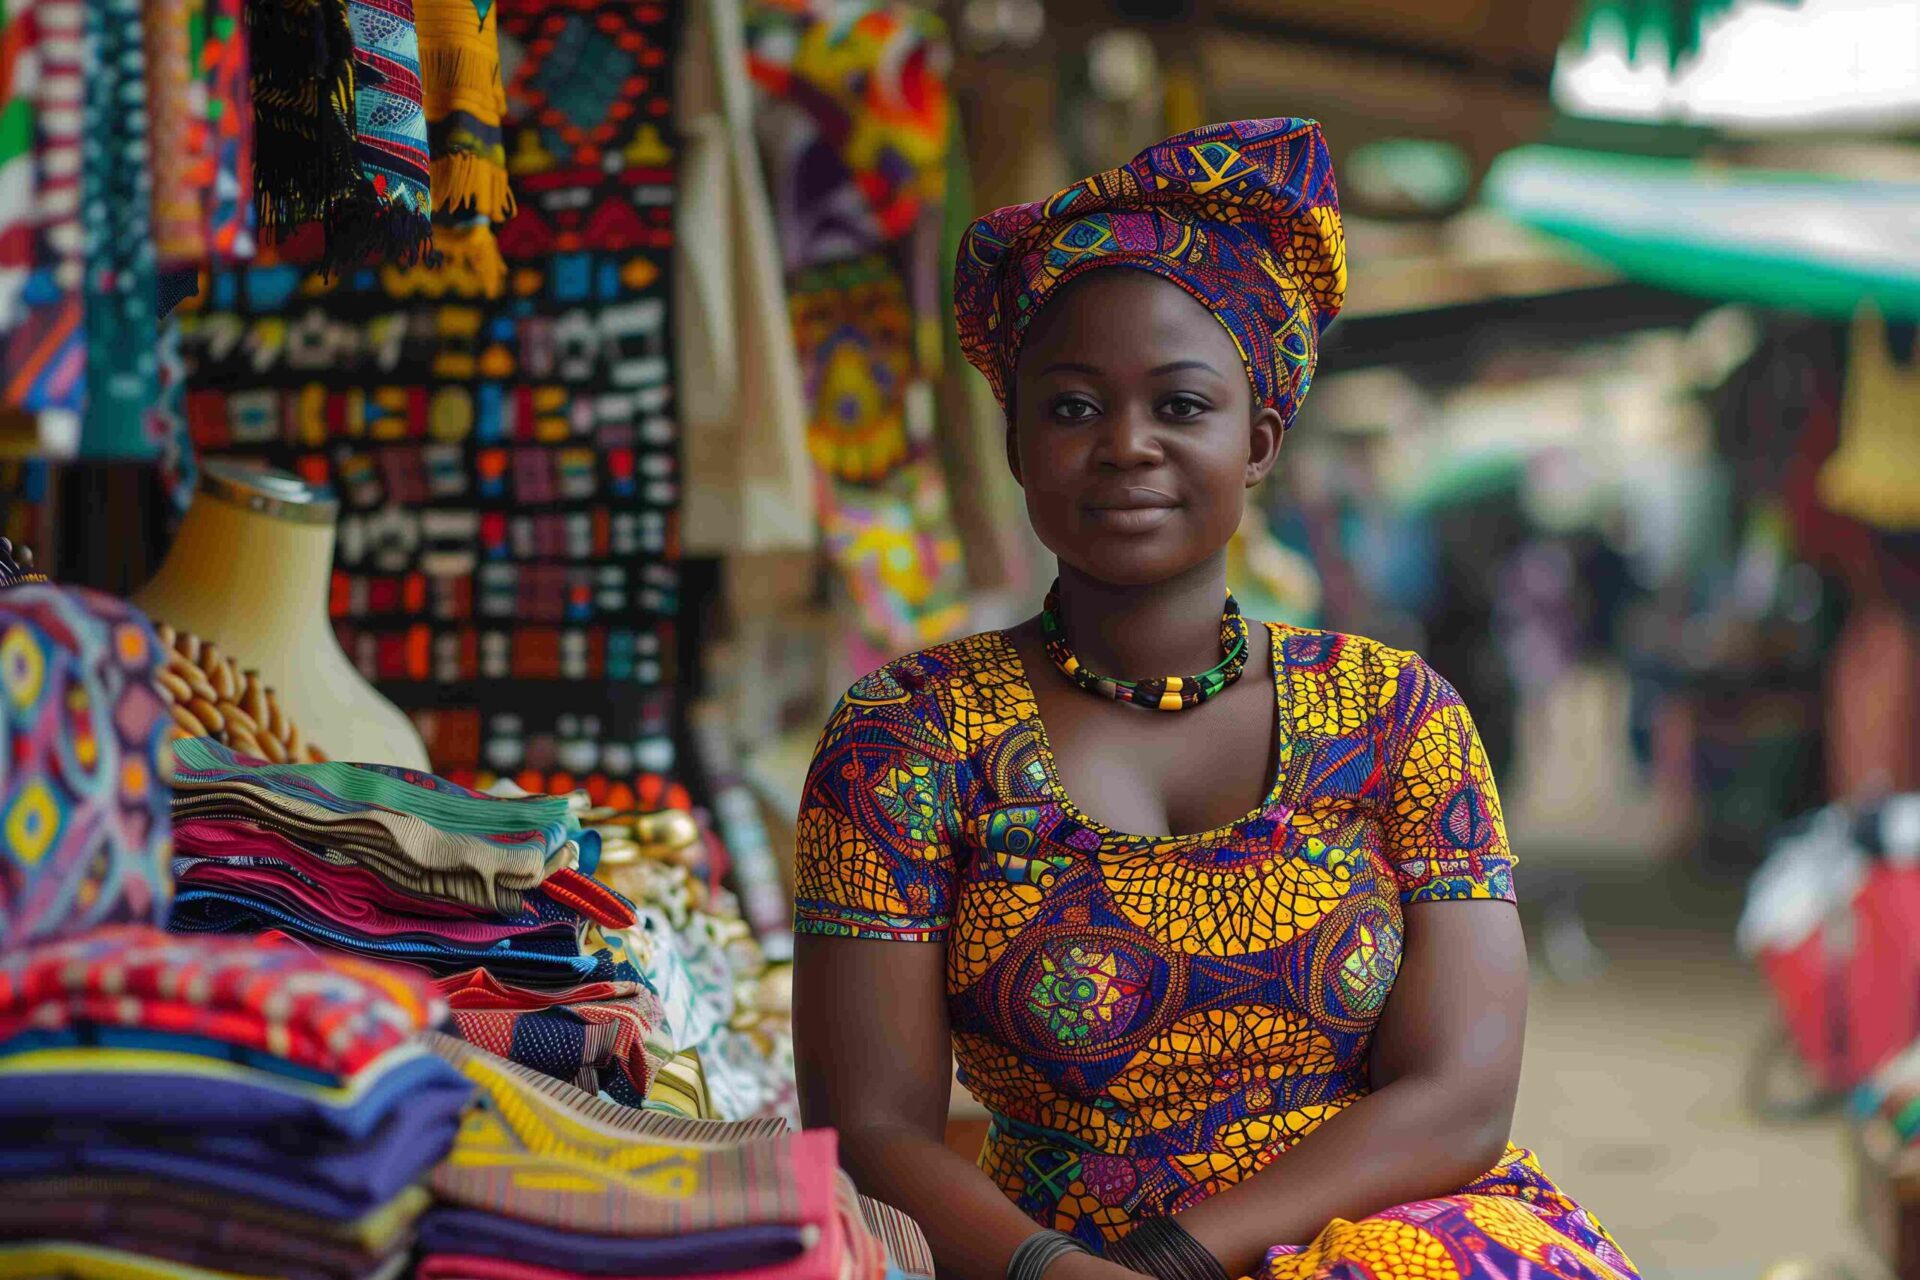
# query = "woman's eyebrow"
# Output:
<box><xmin>1038</xmin><ymin>361</ymin><xmax>1103</xmax><ymax>377</ymax></box>
<box><xmin>1149</xmin><ymin>359</ymin><xmax>1222</xmax><ymax>377</ymax></box>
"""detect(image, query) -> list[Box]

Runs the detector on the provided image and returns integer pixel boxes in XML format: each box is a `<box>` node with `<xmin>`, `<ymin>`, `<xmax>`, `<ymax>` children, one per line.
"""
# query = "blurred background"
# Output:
<box><xmin>4</xmin><ymin>0</ymin><xmax>1918</xmax><ymax>1275</ymax></box>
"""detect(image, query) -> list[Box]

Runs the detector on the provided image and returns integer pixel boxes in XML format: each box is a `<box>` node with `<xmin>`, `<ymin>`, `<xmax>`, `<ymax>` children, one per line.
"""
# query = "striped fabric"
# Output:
<box><xmin>854</xmin><ymin>1195</ymin><xmax>933</xmax><ymax>1280</ymax></box>
<box><xmin>421</xmin><ymin>1032</ymin><xmax>785</xmax><ymax>1144</ymax></box>
<box><xmin>421</xmin><ymin>1031</ymin><xmax>833</xmax><ymax>1236</ymax></box>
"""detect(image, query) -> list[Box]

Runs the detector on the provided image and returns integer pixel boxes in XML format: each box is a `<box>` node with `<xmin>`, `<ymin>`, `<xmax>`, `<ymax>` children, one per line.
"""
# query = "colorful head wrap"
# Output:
<box><xmin>954</xmin><ymin>118</ymin><xmax>1346</xmax><ymax>427</ymax></box>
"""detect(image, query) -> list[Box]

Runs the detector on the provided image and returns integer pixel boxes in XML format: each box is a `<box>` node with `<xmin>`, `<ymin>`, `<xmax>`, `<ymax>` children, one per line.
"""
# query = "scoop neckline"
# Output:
<box><xmin>990</xmin><ymin>623</ymin><xmax>1293</xmax><ymax>844</ymax></box>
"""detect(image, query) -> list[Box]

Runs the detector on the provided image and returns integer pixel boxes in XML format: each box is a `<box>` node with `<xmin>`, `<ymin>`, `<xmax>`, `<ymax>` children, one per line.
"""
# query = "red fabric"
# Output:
<box><xmin>434</xmin><ymin>967</ymin><xmax>629</xmax><ymax>1010</ymax></box>
<box><xmin>1759</xmin><ymin>862</ymin><xmax>1920</xmax><ymax>1091</ymax></box>
<box><xmin>416</xmin><ymin>1195</ymin><xmax>848</xmax><ymax>1280</ymax></box>
<box><xmin>0</xmin><ymin>925</ymin><xmax>438</xmax><ymax>1075</ymax></box>
<box><xmin>539</xmin><ymin>867</ymin><xmax>636</xmax><ymax>930</ymax></box>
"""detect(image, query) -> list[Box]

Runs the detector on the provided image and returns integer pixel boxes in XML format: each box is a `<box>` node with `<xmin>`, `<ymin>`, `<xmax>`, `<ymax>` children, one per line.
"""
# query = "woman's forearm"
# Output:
<box><xmin>1172</xmin><ymin>1075</ymin><xmax>1512</xmax><ymax>1277</ymax></box>
<box><xmin>840</xmin><ymin>1120</ymin><xmax>1067</xmax><ymax>1280</ymax></box>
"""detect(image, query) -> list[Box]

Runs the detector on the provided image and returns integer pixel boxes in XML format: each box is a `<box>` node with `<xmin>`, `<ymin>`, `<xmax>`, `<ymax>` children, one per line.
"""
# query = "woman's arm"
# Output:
<box><xmin>795</xmin><ymin>934</ymin><xmax>1141</xmax><ymax>1280</ymax></box>
<box><xmin>1171</xmin><ymin>899</ymin><xmax>1528</xmax><ymax>1276</ymax></box>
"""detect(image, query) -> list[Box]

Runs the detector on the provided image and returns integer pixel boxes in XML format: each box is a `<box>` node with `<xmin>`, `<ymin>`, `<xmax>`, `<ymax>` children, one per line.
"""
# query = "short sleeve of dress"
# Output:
<box><xmin>1377</xmin><ymin>657</ymin><xmax>1516</xmax><ymax>904</ymax></box>
<box><xmin>793</xmin><ymin>668</ymin><xmax>964</xmax><ymax>943</ymax></box>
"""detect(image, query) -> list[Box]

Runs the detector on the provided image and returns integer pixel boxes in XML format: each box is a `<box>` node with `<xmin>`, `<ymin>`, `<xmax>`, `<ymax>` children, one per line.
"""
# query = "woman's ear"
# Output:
<box><xmin>1246</xmin><ymin>404</ymin><xmax>1285</xmax><ymax>486</ymax></box>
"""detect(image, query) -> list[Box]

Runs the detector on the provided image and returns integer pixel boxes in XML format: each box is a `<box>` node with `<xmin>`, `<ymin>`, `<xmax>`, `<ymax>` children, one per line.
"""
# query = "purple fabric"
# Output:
<box><xmin>0</xmin><ymin>1051</ymin><xmax>471</xmax><ymax>1142</ymax></box>
<box><xmin>417</xmin><ymin>1209</ymin><xmax>809</xmax><ymax>1275</ymax></box>
<box><xmin>0</xmin><ymin>1083</ymin><xmax>462</xmax><ymax>1219</ymax></box>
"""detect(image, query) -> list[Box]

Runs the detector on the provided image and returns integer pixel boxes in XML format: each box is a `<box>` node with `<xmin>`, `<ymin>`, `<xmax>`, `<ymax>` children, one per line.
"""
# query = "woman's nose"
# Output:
<box><xmin>1095</xmin><ymin>408</ymin><xmax>1162</xmax><ymax>468</ymax></box>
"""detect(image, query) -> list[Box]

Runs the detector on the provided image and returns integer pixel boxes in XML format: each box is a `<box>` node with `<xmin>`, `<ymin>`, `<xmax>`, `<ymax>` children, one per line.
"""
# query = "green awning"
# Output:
<box><xmin>1482</xmin><ymin>145</ymin><xmax>1920</xmax><ymax>320</ymax></box>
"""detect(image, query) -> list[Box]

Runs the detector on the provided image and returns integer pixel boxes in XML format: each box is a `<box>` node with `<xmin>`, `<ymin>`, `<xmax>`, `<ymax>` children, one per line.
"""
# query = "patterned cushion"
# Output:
<box><xmin>0</xmin><ymin>585</ymin><xmax>172</xmax><ymax>949</ymax></box>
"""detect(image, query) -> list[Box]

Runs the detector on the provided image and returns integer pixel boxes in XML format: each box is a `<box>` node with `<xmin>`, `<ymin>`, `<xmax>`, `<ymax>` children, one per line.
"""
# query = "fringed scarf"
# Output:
<box><xmin>416</xmin><ymin>0</ymin><xmax>512</xmax><ymax>294</ymax></box>
<box><xmin>247</xmin><ymin>0</ymin><xmax>432</xmax><ymax>271</ymax></box>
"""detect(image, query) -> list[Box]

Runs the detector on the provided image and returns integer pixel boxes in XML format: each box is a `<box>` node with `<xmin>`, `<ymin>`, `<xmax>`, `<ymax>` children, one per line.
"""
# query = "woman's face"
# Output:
<box><xmin>1009</xmin><ymin>268</ymin><xmax>1284</xmax><ymax>587</ymax></box>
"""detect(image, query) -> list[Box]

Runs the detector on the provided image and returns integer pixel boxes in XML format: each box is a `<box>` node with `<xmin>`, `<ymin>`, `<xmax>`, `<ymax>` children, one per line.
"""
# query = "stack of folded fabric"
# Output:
<box><xmin>164</xmin><ymin>736</ymin><xmax>669</xmax><ymax>1106</ymax></box>
<box><xmin>0</xmin><ymin>926</ymin><xmax>471</xmax><ymax>1279</ymax></box>
<box><xmin>417</xmin><ymin>1031</ymin><xmax>932</xmax><ymax>1280</ymax></box>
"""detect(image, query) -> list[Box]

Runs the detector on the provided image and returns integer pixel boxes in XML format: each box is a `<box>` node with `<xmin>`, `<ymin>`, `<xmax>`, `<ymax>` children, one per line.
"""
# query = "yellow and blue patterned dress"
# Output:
<box><xmin>795</xmin><ymin>626</ymin><xmax>1638</xmax><ymax>1280</ymax></box>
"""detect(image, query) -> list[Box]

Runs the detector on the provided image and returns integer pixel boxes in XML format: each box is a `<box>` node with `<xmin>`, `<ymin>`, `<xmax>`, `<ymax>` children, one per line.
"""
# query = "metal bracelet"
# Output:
<box><xmin>1104</xmin><ymin>1219</ymin><xmax>1229</xmax><ymax>1280</ymax></box>
<box><xmin>1008</xmin><ymin>1229</ymin><xmax>1091</xmax><ymax>1280</ymax></box>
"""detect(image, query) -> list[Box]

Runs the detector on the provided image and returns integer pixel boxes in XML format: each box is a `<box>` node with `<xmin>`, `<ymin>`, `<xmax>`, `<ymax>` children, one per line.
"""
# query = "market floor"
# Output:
<box><xmin>1514</xmin><ymin>851</ymin><xmax>1883</xmax><ymax>1280</ymax></box>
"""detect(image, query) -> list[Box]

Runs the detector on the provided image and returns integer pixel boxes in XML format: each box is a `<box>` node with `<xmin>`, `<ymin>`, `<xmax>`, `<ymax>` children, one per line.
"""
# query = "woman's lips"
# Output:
<box><xmin>1082</xmin><ymin>491</ymin><xmax>1178</xmax><ymax>533</ymax></box>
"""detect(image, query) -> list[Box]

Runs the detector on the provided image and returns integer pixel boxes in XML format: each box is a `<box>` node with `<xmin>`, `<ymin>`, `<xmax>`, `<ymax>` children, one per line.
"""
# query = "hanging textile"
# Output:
<box><xmin>346</xmin><ymin>0</ymin><xmax>433</xmax><ymax>263</ymax></box>
<box><xmin>415</xmin><ymin>0</ymin><xmax>514</xmax><ymax>293</ymax></box>
<box><xmin>1819</xmin><ymin>307</ymin><xmax>1920</xmax><ymax>531</ymax></box>
<box><xmin>245</xmin><ymin>0</ymin><xmax>360</xmax><ymax>249</ymax></box>
<box><xmin>199</xmin><ymin>0</ymin><xmax>256</xmax><ymax>263</ymax></box>
<box><xmin>145</xmin><ymin>0</ymin><xmax>209</xmax><ymax>265</ymax></box>
<box><xmin>181</xmin><ymin>0</ymin><xmax>680</xmax><ymax>805</ymax></box>
<box><xmin>746</xmin><ymin>0</ymin><xmax>968</xmax><ymax>654</ymax></box>
<box><xmin>78</xmin><ymin>0</ymin><xmax>160</xmax><ymax>459</ymax></box>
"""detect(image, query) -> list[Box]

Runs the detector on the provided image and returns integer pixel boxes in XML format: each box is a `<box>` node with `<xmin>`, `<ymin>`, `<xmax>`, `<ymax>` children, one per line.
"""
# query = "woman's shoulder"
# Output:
<box><xmin>1256</xmin><ymin>620</ymin><xmax>1456</xmax><ymax>735</ymax></box>
<box><xmin>816</xmin><ymin>629</ymin><xmax>1027</xmax><ymax>756</ymax></box>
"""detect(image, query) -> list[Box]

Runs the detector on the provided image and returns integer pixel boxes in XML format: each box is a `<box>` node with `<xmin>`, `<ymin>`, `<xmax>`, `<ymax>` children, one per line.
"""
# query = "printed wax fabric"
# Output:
<box><xmin>746</xmin><ymin>0</ymin><xmax>967</xmax><ymax>654</ymax></box>
<box><xmin>0</xmin><ymin>585</ymin><xmax>171</xmax><ymax>950</ymax></box>
<box><xmin>953</xmin><ymin>118</ymin><xmax>1347</xmax><ymax>428</ymax></box>
<box><xmin>437</xmin><ymin>969</ymin><xmax>665</xmax><ymax>1103</ymax></box>
<box><xmin>794</xmin><ymin>627</ymin><xmax>1638</xmax><ymax>1278</ymax></box>
<box><xmin>0</xmin><ymin>925</ymin><xmax>440</xmax><ymax>1076</ymax></box>
<box><xmin>180</xmin><ymin>0</ymin><xmax>682</xmax><ymax>803</ymax></box>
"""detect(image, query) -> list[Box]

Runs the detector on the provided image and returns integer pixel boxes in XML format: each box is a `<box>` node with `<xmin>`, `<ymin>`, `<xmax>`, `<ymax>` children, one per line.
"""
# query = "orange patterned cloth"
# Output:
<box><xmin>795</xmin><ymin>626</ymin><xmax>1638</xmax><ymax>1278</ymax></box>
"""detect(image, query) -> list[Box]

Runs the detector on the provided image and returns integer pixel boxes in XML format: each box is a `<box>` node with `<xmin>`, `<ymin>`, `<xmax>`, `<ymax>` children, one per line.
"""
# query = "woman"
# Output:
<box><xmin>792</xmin><ymin>119</ymin><xmax>1637</xmax><ymax>1280</ymax></box>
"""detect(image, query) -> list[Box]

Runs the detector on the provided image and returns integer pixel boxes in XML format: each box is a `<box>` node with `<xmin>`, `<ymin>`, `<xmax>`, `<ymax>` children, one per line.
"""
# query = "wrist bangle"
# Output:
<box><xmin>1008</xmin><ymin>1229</ymin><xmax>1090</xmax><ymax>1280</ymax></box>
<box><xmin>1104</xmin><ymin>1219</ymin><xmax>1228</xmax><ymax>1280</ymax></box>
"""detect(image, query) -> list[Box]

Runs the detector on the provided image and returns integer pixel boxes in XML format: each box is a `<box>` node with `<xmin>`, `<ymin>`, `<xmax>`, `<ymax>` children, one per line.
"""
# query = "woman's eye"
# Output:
<box><xmin>1163</xmin><ymin>395</ymin><xmax>1209</xmax><ymax>420</ymax></box>
<box><xmin>1050</xmin><ymin>397</ymin><xmax>1099</xmax><ymax>422</ymax></box>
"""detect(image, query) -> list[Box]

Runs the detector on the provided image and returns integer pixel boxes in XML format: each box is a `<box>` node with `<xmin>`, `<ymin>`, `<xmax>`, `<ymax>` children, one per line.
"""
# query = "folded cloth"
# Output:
<box><xmin>0</xmin><ymin>1186</ymin><xmax>408</xmax><ymax>1280</ymax></box>
<box><xmin>0</xmin><ymin>927</ymin><xmax>439</xmax><ymax>1076</ymax></box>
<box><xmin>437</xmin><ymin>973</ymin><xmax>665</xmax><ymax>1102</ymax></box>
<box><xmin>420</xmin><ymin>1031</ymin><xmax>817</xmax><ymax>1235</ymax></box>
<box><xmin>0</xmin><ymin>1042</ymin><xmax>471</xmax><ymax>1142</ymax></box>
<box><xmin>0</xmin><ymin>1085</ymin><xmax>461</xmax><ymax>1221</ymax></box>
<box><xmin>0</xmin><ymin>1179</ymin><xmax>427</xmax><ymax>1258</ymax></box>
<box><xmin>416</xmin><ymin>1211</ymin><xmax>808</xmax><ymax>1276</ymax></box>
<box><xmin>173</xmin><ymin>856</ymin><xmax>584</xmax><ymax>949</ymax></box>
<box><xmin>854</xmin><ymin>1196</ymin><xmax>934</xmax><ymax>1280</ymax></box>
<box><xmin>167</xmin><ymin>889</ymin><xmax>602</xmax><ymax>986</ymax></box>
<box><xmin>172</xmin><ymin>819</ymin><xmax>501</xmax><ymax>920</ymax></box>
<box><xmin>0</xmin><ymin>1241</ymin><xmax>267</xmax><ymax>1279</ymax></box>
<box><xmin>169</xmin><ymin>738</ymin><xmax>578</xmax><ymax>912</ymax></box>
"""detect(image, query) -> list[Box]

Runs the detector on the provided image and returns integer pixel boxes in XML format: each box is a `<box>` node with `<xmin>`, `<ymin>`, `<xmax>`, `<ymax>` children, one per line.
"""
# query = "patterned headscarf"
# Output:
<box><xmin>954</xmin><ymin>118</ymin><xmax>1345</xmax><ymax>427</ymax></box>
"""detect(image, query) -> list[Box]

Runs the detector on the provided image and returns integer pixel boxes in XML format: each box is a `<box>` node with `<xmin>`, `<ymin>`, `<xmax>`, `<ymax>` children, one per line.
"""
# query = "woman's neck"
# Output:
<box><xmin>1052</xmin><ymin>555</ymin><xmax>1231</xmax><ymax>680</ymax></box>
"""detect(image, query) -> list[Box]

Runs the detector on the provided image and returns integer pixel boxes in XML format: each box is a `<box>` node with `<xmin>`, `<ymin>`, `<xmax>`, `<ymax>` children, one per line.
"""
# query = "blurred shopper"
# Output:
<box><xmin>792</xmin><ymin>121</ymin><xmax>1638</xmax><ymax>1280</ymax></box>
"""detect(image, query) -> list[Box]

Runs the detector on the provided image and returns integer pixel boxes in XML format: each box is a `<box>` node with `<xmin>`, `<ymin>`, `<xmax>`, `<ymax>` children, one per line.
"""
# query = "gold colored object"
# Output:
<box><xmin>153</xmin><ymin>620</ymin><xmax>327</xmax><ymax>763</ymax></box>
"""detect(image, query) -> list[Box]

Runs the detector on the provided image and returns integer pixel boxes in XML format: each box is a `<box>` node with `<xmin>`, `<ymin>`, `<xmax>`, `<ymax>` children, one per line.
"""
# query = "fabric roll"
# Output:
<box><xmin>0</xmin><ymin>926</ymin><xmax>439</xmax><ymax>1076</ymax></box>
<box><xmin>416</xmin><ymin>1211</ymin><xmax>807</xmax><ymax>1276</ymax></box>
<box><xmin>0</xmin><ymin>586</ymin><xmax>173</xmax><ymax>949</ymax></box>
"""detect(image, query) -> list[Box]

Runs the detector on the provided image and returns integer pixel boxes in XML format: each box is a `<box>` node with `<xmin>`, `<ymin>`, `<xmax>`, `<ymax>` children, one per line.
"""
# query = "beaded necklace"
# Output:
<box><xmin>1039</xmin><ymin>580</ymin><xmax>1250</xmax><ymax>712</ymax></box>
